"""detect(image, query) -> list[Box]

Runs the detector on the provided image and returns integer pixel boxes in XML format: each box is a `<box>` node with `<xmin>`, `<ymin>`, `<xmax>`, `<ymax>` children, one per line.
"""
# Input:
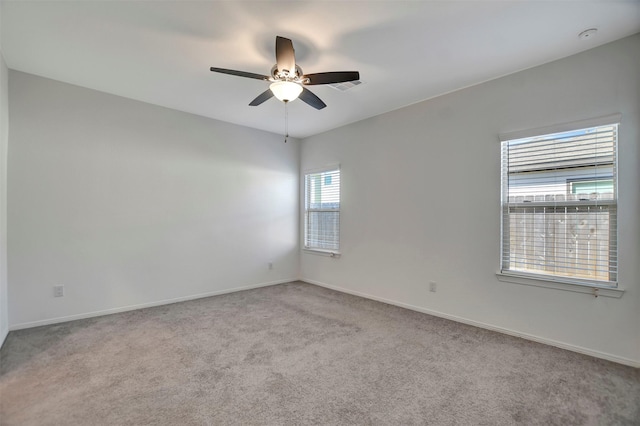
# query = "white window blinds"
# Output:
<box><xmin>304</xmin><ymin>168</ymin><xmax>340</xmax><ymax>251</ymax></box>
<box><xmin>500</xmin><ymin>122</ymin><xmax>618</xmax><ymax>286</ymax></box>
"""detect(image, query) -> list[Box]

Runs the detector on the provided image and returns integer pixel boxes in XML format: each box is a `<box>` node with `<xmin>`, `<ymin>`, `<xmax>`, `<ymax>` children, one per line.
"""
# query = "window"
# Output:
<box><xmin>304</xmin><ymin>168</ymin><xmax>340</xmax><ymax>251</ymax></box>
<box><xmin>500</xmin><ymin>120</ymin><xmax>618</xmax><ymax>286</ymax></box>
<box><xmin>568</xmin><ymin>178</ymin><xmax>613</xmax><ymax>196</ymax></box>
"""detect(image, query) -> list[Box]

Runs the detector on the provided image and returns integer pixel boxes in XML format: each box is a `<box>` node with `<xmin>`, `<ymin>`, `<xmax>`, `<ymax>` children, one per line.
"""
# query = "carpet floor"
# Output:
<box><xmin>1</xmin><ymin>281</ymin><xmax>638</xmax><ymax>425</ymax></box>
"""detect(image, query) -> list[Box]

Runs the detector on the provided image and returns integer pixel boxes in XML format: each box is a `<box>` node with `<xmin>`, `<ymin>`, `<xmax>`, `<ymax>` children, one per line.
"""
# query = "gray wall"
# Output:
<box><xmin>300</xmin><ymin>34</ymin><xmax>640</xmax><ymax>365</ymax></box>
<box><xmin>8</xmin><ymin>72</ymin><xmax>299</xmax><ymax>327</ymax></box>
<box><xmin>0</xmin><ymin>24</ymin><xmax>8</xmax><ymax>344</ymax></box>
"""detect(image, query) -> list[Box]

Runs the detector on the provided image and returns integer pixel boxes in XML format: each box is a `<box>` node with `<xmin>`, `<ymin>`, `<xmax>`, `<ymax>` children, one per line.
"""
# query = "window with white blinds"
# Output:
<box><xmin>304</xmin><ymin>168</ymin><xmax>340</xmax><ymax>251</ymax></box>
<box><xmin>500</xmin><ymin>122</ymin><xmax>618</xmax><ymax>286</ymax></box>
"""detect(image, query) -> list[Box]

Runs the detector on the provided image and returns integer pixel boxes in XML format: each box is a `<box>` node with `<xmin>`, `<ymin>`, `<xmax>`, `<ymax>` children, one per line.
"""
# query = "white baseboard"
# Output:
<box><xmin>9</xmin><ymin>278</ymin><xmax>295</xmax><ymax>331</ymax></box>
<box><xmin>0</xmin><ymin>325</ymin><xmax>8</xmax><ymax>349</ymax></box>
<box><xmin>301</xmin><ymin>278</ymin><xmax>640</xmax><ymax>369</ymax></box>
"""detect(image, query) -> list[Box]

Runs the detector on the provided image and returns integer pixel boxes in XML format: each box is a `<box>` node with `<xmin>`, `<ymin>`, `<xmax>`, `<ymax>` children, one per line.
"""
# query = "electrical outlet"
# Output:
<box><xmin>53</xmin><ymin>285</ymin><xmax>64</xmax><ymax>297</ymax></box>
<box><xmin>429</xmin><ymin>281</ymin><xmax>437</xmax><ymax>293</ymax></box>
<box><xmin>268</xmin><ymin>262</ymin><xmax>273</xmax><ymax>270</ymax></box>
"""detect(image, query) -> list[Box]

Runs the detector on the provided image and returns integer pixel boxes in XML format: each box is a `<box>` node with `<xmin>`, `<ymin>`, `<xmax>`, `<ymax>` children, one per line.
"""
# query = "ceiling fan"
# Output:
<box><xmin>210</xmin><ymin>36</ymin><xmax>360</xmax><ymax>110</ymax></box>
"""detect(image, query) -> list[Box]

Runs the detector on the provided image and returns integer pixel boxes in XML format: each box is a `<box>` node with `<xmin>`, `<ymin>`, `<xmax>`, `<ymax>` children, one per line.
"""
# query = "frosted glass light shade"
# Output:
<box><xmin>270</xmin><ymin>81</ymin><xmax>303</xmax><ymax>102</ymax></box>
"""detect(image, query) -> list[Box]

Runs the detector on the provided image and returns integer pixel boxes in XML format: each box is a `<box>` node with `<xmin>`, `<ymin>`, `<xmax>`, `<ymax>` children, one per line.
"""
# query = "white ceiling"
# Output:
<box><xmin>2</xmin><ymin>1</ymin><xmax>639</xmax><ymax>139</ymax></box>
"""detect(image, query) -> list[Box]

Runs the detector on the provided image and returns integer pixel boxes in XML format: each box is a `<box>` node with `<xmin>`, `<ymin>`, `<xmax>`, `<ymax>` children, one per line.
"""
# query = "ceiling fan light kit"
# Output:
<box><xmin>269</xmin><ymin>81</ymin><xmax>303</xmax><ymax>102</ymax></box>
<box><xmin>210</xmin><ymin>36</ymin><xmax>360</xmax><ymax>110</ymax></box>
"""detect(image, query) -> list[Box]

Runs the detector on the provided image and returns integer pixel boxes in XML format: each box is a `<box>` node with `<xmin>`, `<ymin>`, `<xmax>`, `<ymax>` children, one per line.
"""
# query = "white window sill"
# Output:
<box><xmin>303</xmin><ymin>248</ymin><xmax>341</xmax><ymax>258</ymax></box>
<box><xmin>496</xmin><ymin>271</ymin><xmax>624</xmax><ymax>298</ymax></box>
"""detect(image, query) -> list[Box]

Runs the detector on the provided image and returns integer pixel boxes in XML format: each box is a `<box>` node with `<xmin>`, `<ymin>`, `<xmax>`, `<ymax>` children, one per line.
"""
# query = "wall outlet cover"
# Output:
<box><xmin>53</xmin><ymin>285</ymin><xmax>64</xmax><ymax>297</ymax></box>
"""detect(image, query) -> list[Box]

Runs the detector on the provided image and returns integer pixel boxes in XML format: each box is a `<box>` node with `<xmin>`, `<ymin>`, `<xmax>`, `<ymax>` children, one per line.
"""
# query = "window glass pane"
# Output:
<box><xmin>507</xmin><ymin>205</ymin><xmax>614</xmax><ymax>281</ymax></box>
<box><xmin>307</xmin><ymin>170</ymin><xmax>340</xmax><ymax>209</ymax></box>
<box><xmin>306</xmin><ymin>211</ymin><xmax>340</xmax><ymax>250</ymax></box>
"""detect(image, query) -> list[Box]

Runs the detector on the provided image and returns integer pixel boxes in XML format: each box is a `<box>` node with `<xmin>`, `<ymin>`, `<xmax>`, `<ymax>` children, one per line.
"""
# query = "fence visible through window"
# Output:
<box><xmin>507</xmin><ymin>204</ymin><xmax>614</xmax><ymax>281</ymax></box>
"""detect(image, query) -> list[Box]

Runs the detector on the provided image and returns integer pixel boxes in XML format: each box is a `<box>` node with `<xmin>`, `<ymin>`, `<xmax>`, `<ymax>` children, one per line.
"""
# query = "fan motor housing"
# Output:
<box><xmin>271</xmin><ymin>64</ymin><xmax>306</xmax><ymax>83</ymax></box>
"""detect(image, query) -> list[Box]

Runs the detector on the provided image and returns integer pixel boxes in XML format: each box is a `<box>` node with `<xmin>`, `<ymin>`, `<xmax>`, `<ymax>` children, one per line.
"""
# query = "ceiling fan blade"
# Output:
<box><xmin>249</xmin><ymin>89</ymin><xmax>274</xmax><ymax>106</ymax></box>
<box><xmin>302</xmin><ymin>71</ymin><xmax>360</xmax><ymax>85</ymax></box>
<box><xmin>298</xmin><ymin>87</ymin><xmax>326</xmax><ymax>110</ymax></box>
<box><xmin>210</xmin><ymin>67</ymin><xmax>269</xmax><ymax>81</ymax></box>
<box><xmin>275</xmin><ymin>36</ymin><xmax>296</xmax><ymax>75</ymax></box>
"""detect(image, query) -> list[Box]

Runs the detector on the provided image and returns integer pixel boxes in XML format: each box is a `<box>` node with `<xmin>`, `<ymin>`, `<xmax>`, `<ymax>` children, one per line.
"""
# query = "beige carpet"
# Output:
<box><xmin>1</xmin><ymin>281</ymin><xmax>638</xmax><ymax>425</ymax></box>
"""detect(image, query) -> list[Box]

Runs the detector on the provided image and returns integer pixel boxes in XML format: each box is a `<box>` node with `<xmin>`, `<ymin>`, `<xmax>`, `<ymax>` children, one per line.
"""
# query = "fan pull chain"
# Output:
<box><xmin>284</xmin><ymin>101</ymin><xmax>289</xmax><ymax>143</ymax></box>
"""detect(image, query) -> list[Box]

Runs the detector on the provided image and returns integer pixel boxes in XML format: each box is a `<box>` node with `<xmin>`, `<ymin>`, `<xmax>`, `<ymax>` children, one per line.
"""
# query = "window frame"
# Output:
<box><xmin>497</xmin><ymin>115</ymin><xmax>623</xmax><ymax>296</ymax></box>
<box><xmin>303</xmin><ymin>166</ymin><xmax>341</xmax><ymax>256</ymax></box>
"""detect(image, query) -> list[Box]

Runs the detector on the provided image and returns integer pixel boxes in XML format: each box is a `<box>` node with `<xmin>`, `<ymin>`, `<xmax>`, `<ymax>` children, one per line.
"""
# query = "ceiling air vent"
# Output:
<box><xmin>329</xmin><ymin>80</ymin><xmax>362</xmax><ymax>92</ymax></box>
